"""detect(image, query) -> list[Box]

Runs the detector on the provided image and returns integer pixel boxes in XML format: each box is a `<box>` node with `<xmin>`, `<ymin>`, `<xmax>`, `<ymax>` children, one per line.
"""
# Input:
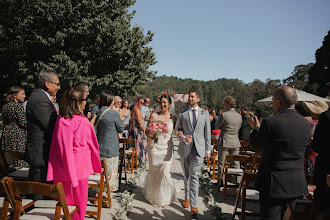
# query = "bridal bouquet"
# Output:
<box><xmin>147</xmin><ymin>120</ymin><xmax>169</xmax><ymax>142</ymax></box>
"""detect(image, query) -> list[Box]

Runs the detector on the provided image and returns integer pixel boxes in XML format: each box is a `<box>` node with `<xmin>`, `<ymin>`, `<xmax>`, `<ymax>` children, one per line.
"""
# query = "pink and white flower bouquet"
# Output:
<box><xmin>147</xmin><ymin>120</ymin><xmax>169</xmax><ymax>142</ymax></box>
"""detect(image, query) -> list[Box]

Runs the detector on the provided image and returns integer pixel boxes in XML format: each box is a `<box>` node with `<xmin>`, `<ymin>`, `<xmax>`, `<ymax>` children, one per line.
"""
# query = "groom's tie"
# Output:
<box><xmin>192</xmin><ymin>109</ymin><xmax>197</xmax><ymax>128</ymax></box>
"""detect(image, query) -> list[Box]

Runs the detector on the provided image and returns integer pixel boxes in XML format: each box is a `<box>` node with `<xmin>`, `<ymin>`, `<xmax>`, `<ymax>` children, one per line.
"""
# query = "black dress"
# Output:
<box><xmin>0</xmin><ymin>101</ymin><xmax>28</xmax><ymax>168</ymax></box>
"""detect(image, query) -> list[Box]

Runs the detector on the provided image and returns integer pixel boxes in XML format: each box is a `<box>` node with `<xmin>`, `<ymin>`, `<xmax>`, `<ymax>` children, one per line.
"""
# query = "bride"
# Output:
<box><xmin>142</xmin><ymin>93</ymin><xmax>177</xmax><ymax>207</ymax></box>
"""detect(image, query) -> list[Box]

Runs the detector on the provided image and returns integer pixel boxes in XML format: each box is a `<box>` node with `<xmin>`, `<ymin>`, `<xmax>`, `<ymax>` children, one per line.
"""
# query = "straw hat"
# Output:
<box><xmin>303</xmin><ymin>100</ymin><xmax>329</xmax><ymax>115</ymax></box>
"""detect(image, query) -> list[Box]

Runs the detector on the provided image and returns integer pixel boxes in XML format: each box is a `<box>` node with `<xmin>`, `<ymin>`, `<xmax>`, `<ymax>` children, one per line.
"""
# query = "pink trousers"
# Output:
<box><xmin>54</xmin><ymin>178</ymin><xmax>89</xmax><ymax>220</ymax></box>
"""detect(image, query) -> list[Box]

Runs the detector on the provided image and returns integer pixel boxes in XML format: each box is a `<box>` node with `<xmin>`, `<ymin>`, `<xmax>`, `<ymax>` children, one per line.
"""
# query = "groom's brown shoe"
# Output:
<box><xmin>191</xmin><ymin>207</ymin><xmax>198</xmax><ymax>218</ymax></box>
<box><xmin>182</xmin><ymin>199</ymin><xmax>190</xmax><ymax>208</ymax></box>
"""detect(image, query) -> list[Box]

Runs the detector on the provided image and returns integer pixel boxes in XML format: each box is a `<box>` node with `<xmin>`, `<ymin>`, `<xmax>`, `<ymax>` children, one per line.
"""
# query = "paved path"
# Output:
<box><xmin>86</xmin><ymin>138</ymin><xmax>259</xmax><ymax>220</ymax></box>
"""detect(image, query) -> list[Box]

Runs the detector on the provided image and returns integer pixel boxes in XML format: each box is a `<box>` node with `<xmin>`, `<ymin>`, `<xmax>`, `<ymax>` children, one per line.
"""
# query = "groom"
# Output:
<box><xmin>175</xmin><ymin>89</ymin><xmax>211</xmax><ymax>217</ymax></box>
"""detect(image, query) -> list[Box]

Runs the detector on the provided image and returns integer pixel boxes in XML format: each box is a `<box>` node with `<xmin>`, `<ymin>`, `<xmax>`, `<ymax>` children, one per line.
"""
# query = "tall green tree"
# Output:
<box><xmin>0</xmin><ymin>0</ymin><xmax>156</xmax><ymax>106</ymax></box>
<box><xmin>306</xmin><ymin>30</ymin><xmax>330</xmax><ymax>96</ymax></box>
<box><xmin>283</xmin><ymin>63</ymin><xmax>314</xmax><ymax>90</ymax></box>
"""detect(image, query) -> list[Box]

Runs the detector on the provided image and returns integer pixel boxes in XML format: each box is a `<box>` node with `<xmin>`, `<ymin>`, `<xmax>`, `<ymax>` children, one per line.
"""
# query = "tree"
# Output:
<box><xmin>0</xmin><ymin>0</ymin><xmax>156</xmax><ymax>106</ymax></box>
<box><xmin>306</xmin><ymin>30</ymin><xmax>330</xmax><ymax>96</ymax></box>
<box><xmin>283</xmin><ymin>63</ymin><xmax>314</xmax><ymax>90</ymax></box>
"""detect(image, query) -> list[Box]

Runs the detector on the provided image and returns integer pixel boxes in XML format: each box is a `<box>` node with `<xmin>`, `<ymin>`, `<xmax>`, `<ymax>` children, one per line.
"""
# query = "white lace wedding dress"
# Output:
<box><xmin>142</xmin><ymin>118</ymin><xmax>177</xmax><ymax>207</ymax></box>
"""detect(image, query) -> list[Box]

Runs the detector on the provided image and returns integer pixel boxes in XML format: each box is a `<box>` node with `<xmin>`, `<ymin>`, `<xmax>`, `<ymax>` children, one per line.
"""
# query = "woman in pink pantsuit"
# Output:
<box><xmin>47</xmin><ymin>88</ymin><xmax>102</xmax><ymax>220</ymax></box>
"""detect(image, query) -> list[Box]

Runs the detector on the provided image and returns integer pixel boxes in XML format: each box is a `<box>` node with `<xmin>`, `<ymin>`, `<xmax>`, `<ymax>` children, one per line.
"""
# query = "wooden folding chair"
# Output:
<box><xmin>239</xmin><ymin>140</ymin><xmax>257</xmax><ymax>155</ymax></box>
<box><xmin>218</xmin><ymin>154</ymin><xmax>251</xmax><ymax>200</ymax></box>
<box><xmin>0</xmin><ymin>149</ymin><xmax>29</xmax><ymax>180</ymax></box>
<box><xmin>87</xmin><ymin>160</ymin><xmax>105</xmax><ymax>220</ymax></box>
<box><xmin>210</xmin><ymin>139</ymin><xmax>219</xmax><ymax>180</ymax></box>
<box><xmin>119</xmin><ymin>138</ymin><xmax>136</xmax><ymax>174</ymax></box>
<box><xmin>232</xmin><ymin>171</ymin><xmax>259</xmax><ymax>220</ymax></box>
<box><xmin>249</xmin><ymin>152</ymin><xmax>261</xmax><ymax>172</ymax></box>
<box><xmin>6</xmin><ymin>178</ymin><xmax>78</xmax><ymax>219</ymax></box>
<box><xmin>207</xmin><ymin>138</ymin><xmax>218</xmax><ymax>168</ymax></box>
<box><xmin>118</xmin><ymin>143</ymin><xmax>127</xmax><ymax>192</ymax></box>
<box><xmin>0</xmin><ymin>177</ymin><xmax>34</xmax><ymax>219</ymax></box>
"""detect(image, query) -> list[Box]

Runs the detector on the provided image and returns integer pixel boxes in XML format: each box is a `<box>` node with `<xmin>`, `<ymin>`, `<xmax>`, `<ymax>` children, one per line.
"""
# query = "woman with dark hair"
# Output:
<box><xmin>143</xmin><ymin>93</ymin><xmax>177</xmax><ymax>207</ymax></box>
<box><xmin>0</xmin><ymin>86</ymin><xmax>28</xmax><ymax>168</ymax></box>
<box><xmin>47</xmin><ymin>88</ymin><xmax>101</xmax><ymax>220</ymax></box>
<box><xmin>129</xmin><ymin>97</ymin><xmax>148</xmax><ymax>165</ymax></box>
<box><xmin>95</xmin><ymin>91</ymin><xmax>124</xmax><ymax>193</ymax></box>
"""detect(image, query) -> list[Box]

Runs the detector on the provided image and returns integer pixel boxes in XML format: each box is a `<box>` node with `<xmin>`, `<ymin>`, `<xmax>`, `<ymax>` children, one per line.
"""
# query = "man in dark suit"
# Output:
<box><xmin>239</xmin><ymin>106</ymin><xmax>251</xmax><ymax>140</ymax></box>
<box><xmin>249</xmin><ymin>86</ymin><xmax>311</xmax><ymax>220</ymax></box>
<box><xmin>25</xmin><ymin>70</ymin><xmax>60</xmax><ymax>194</ymax></box>
<box><xmin>311</xmin><ymin>82</ymin><xmax>330</xmax><ymax>212</ymax></box>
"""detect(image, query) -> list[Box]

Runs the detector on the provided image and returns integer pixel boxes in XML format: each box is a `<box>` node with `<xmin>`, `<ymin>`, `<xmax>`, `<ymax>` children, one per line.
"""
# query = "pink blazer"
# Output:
<box><xmin>47</xmin><ymin>115</ymin><xmax>102</xmax><ymax>187</ymax></box>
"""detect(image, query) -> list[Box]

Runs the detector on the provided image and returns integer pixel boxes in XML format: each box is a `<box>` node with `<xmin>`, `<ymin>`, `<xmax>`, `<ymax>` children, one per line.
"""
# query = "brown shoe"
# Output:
<box><xmin>182</xmin><ymin>199</ymin><xmax>190</xmax><ymax>208</ymax></box>
<box><xmin>191</xmin><ymin>207</ymin><xmax>198</xmax><ymax>218</ymax></box>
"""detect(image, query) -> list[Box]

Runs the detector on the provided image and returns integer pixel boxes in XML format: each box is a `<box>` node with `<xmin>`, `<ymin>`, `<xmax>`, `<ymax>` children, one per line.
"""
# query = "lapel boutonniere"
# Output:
<box><xmin>201</xmin><ymin>109</ymin><xmax>207</xmax><ymax>115</ymax></box>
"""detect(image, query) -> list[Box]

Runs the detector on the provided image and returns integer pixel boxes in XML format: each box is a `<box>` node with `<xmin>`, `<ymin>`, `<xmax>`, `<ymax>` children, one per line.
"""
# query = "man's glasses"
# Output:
<box><xmin>49</xmin><ymin>81</ymin><xmax>60</xmax><ymax>86</ymax></box>
<box><xmin>84</xmin><ymin>90</ymin><xmax>90</xmax><ymax>92</ymax></box>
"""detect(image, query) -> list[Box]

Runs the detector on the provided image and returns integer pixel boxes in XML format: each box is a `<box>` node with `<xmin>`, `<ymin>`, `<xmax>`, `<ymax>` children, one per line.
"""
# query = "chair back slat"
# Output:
<box><xmin>4</xmin><ymin>152</ymin><xmax>25</xmax><ymax>160</ymax></box>
<box><xmin>119</xmin><ymin>138</ymin><xmax>135</xmax><ymax>145</ymax></box>
<box><xmin>225</xmin><ymin>155</ymin><xmax>251</xmax><ymax>163</ymax></box>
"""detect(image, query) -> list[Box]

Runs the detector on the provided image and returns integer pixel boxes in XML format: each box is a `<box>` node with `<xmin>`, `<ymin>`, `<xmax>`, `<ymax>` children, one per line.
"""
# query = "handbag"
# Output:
<box><xmin>94</xmin><ymin>108</ymin><xmax>110</xmax><ymax>134</ymax></box>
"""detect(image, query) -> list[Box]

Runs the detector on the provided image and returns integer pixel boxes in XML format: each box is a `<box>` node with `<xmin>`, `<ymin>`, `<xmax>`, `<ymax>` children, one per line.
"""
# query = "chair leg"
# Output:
<box><xmin>124</xmin><ymin>154</ymin><xmax>127</xmax><ymax>184</ymax></box>
<box><xmin>224</xmin><ymin>173</ymin><xmax>228</xmax><ymax>200</ymax></box>
<box><xmin>212</xmin><ymin>154</ymin><xmax>217</xmax><ymax>180</ymax></box>
<box><xmin>118</xmin><ymin>155</ymin><xmax>124</xmax><ymax>192</ymax></box>
<box><xmin>241</xmin><ymin>187</ymin><xmax>246</xmax><ymax>220</ymax></box>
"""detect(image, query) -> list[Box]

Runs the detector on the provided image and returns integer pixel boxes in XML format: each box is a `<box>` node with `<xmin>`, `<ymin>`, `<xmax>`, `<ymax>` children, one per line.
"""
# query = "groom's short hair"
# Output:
<box><xmin>189</xmin><ymin>89</ymin><xmax>199</xmax><ymax>98</ymax></box>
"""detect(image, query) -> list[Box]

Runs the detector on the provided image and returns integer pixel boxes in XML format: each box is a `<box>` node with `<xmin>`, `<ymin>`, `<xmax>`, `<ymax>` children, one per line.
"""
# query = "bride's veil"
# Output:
<box><xmin>169</xmin><ymin>96</ymin><xmax>176</xmax><ymax>116</ymax></box>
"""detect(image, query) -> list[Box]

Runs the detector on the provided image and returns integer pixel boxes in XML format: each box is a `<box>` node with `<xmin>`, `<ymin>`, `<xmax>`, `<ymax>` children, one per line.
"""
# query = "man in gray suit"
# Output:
<box><xmin>215</xmin><ymin>96</ymin><xmax>242</xmax><ymax>186</ymax></box>
<box><xmin>176</xmin><ymin>90</ymin><xmax>211</xmax><ymax>217</ymax></box>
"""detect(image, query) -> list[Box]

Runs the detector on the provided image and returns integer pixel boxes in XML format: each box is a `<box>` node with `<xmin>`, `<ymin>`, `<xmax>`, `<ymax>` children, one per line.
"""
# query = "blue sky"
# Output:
<box><xmin>130</xmin><ymin>0</ymin><xmax>330</xmax><ymax>83</ymax></box>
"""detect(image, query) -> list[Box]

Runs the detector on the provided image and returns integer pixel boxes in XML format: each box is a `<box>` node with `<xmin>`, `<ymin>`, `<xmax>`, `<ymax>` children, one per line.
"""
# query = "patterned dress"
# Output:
<box><xmin>0</xmin><ymin>102</ymin><xmax>28</xmax><ymax>168</ymax></box>
<box><xmin>129</xmin><ymin>109</ymin><xmax>147</xmax><ymax>165</ymax></box>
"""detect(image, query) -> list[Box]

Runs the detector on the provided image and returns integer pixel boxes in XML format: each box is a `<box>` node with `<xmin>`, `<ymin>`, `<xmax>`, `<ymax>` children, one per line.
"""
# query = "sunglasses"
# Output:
<box><xmin>49</xmin><ymin>81</ymin><xmax>60</xmax><ymax>86</ymax></box>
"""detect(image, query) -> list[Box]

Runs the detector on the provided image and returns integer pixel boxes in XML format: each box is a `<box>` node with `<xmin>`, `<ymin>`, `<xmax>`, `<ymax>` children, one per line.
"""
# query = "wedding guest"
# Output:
<box><xmin>249</xmin><ymin>86</ymin><xmax>311</xmax><ymax>220</ymax></box>
<box><xmin>74</xmin><ymin>82</ymin><xmax>90</xmax><ymax>117</ymax></box>
<box><xmin>47</xmin><ymin>88</ymin><xmax>101</xmax><ymax>220</ymax></box>
<box><xmin>95</xmin><ymin>91</ymin><xmax>124</xmax><ymax>192</ymax></box>
<box><xmin>91</xmin><ymin>96</ymin><xmax>100</xmax><ymax>119</ymax></box>
<box><xmin>25</xmin><ymin>70</ymin><xmax>60</xmax><ymax>195</ymax></box>
<box><xmin>51</xmin><ymin>95</ymin><xmax>59</xmax><ymax>114</ymax></box>
<box><xmin>239</xmin><ymin>106</ymin><xmax>252</xmax><ymax>141</ymax></box>
<box><xmin>129</xmin><ymin>97</ymin><xmax>148</xmax><ymax>165</ymax></box>
<box><xmin>113</xmin><ymin>96</ymin><xmax>122</xmax><ymax>111</ymax></box>
<box><xmin>141</xmin><ymin>97</ymin><xmax>151</xmax><ymax>127</ymax></box>
<box><xmin>210</xmin><ymin>109</ymin><xmax>220</xmax><ymax>139</ymax></box>
<box><xmin>215</xmin><ymin>96</ymin><xmax>242</xmax><ymax>185</ymax></box>
<box><xmin>311</xmin><ymin>83</ymin><xmax>330</xmax><ymax>212</ymax></box>
<box><xmin>302</xmin><ymin>100</ymin><xmax>328</xmax><ymax>178</ymax></box>
<box><xmin>0</xmin><ymin>86</ymin><xmax>28</xmax><ymax>168</ymax></box>
<box><xmin>121</xmin><ymin>100</ymin><xmax>131</xmax><ymax>138</ymax></box>
<box><xmin>254</xmin><ymin>109</ymin><xmax>264</xmax><ymax>124</ymax></box>
<box><xmin>295</xmin><ymin>102</ymin><xmax>315</xmax><ymax>177</ymax></box>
